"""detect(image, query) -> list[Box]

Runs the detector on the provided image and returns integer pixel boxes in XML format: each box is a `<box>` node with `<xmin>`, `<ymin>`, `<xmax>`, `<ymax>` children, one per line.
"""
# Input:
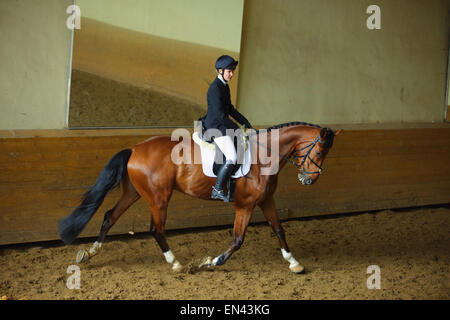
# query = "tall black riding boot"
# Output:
<box><xmin>211</xmin><ymin>160</ymin><xmax>235</xmax><ymax>202</ymax></box>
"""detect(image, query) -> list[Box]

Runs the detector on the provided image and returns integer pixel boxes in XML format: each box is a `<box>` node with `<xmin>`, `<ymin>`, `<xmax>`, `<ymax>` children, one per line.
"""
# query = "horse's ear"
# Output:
<box><xmin>334</xmin><ymin>129</ymin><xmax>343</xmax><ymax>136</ymax></box>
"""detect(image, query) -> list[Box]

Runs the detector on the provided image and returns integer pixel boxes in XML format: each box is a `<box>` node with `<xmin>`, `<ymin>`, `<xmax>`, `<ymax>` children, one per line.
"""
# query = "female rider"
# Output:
<box><xmin>201</xmin><ymin>55</ymin><xmax>253</xmax><ymax>202</ymax></box>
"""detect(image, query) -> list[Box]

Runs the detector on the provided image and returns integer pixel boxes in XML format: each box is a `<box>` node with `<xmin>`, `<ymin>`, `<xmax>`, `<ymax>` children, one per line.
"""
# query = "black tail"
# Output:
<box><xmin>58</xmin><ymin>149</ymin><xmax>133</xmax><ymax>244</ymax></box>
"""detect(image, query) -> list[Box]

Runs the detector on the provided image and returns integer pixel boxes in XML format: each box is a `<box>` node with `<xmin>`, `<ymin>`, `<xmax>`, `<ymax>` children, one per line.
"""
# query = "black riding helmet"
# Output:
<box><xmin>215</xmin><ymin>55</ymin><xmax>238</xmax><ymax>71</ymax></box>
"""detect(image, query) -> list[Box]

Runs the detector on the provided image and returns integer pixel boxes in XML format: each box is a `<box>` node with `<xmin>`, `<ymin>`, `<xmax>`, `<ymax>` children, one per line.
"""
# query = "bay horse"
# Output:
<box><xmin>58</xmin><ymin>122</ymin><xmax>341</xmax><ymax>273</ymax></box>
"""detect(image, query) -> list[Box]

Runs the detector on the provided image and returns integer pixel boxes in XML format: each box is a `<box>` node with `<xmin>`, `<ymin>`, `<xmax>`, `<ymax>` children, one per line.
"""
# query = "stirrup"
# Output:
<box><xmin>211</xmin><ymin>186</ymin><xmax>229</xmax><ymax>202</ymax></box>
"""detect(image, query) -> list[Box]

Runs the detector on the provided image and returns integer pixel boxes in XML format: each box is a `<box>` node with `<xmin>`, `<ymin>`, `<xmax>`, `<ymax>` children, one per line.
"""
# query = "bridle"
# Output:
<box><xmin>292</xmin><ymin>135</ymin><xmax>325</xmax><ymax>175</ymax></box>
<box><xmin>247</xmin><ymin>129</ymin><xmax>326</xmax><ymax>176</ymax></box>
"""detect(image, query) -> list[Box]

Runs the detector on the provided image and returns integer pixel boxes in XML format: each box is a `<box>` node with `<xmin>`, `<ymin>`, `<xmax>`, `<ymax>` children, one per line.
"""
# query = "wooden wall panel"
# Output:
<box><xmin>0</xmin><ymin>126</ymin><xmax>449</xmax><ymax>245</ymax></box>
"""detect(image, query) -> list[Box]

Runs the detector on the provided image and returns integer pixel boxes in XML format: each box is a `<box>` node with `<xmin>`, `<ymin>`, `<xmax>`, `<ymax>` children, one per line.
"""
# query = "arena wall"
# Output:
<box><xmin>0</xmin><ymin>125</ymin><xmax>449</xmax><ymax>245</ymax></box>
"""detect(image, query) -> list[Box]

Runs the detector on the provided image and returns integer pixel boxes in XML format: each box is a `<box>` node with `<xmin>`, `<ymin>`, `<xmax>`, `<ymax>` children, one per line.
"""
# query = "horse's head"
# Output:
<box><xmin>294</xmin><ymin>127</ymin><xmax>342</xmax><ymax>185</ymax></box>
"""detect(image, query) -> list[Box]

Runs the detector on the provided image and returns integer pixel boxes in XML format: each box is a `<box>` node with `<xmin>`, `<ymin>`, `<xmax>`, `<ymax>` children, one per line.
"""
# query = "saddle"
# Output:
<box><xmin>192</xmin><ymin>131</ymin><xmax>251</xmax><ymax>175</ymax></box>
<box><xmin>193</xmin><ymin>124</ymin><xmax>252</xmax><ymax>202</ymax></box>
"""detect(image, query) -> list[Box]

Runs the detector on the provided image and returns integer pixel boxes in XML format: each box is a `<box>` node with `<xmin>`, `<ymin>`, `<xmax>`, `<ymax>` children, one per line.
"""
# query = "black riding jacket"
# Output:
<box><xmin>202</xmin><ymin>76</ymin><xmax>252</xmax><ymax>137</ymax></box>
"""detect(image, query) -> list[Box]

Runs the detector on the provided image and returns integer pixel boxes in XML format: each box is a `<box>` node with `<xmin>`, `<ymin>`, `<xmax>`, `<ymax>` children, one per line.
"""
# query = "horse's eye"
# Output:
<box><xmin>316</xmin><ymin>152</ymin><xmax>322</xmax><ymax>156</ymax></box>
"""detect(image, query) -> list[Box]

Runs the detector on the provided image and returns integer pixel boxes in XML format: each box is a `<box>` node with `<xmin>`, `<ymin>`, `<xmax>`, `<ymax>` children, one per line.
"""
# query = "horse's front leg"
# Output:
<box><xmin>200</xmin><ymin>206</ymin><xmax>253</xmax><ymax>268</ymax></box>
<box><xmin>259</xmin><ymin>196</ymin><xmax>304</xmax><ymax>274</ymax></box>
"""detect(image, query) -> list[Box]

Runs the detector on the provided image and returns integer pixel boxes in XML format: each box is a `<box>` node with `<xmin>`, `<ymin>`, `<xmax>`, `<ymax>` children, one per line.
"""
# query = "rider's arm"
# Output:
<box><xmin>229</xmin><ymin>104</ymin><xmax>252</xmax><ymax>129</ymax></box>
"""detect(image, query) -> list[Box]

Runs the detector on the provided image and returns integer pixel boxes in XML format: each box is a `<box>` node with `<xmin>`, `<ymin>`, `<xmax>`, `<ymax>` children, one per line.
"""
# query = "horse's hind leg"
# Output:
<box><xmin>132</xmin><ymin>181</ymin><xmax>182</xmax><ymax>272</ymax></box>
<box><xmin>78</xmin><ymin>172</ymin><xmax>140</xmax><ymax>263</ymax></box>
<box><xmin>259</xmin><ymin>196</ymin><xmax>304</xmax><ymax>274</ymax></box>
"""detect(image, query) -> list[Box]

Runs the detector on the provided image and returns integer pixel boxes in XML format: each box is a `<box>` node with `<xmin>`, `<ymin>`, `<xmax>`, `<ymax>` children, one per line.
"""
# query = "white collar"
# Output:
<box><xmin>218</xmin><ymin>74</ymin><xmax>227</xmax><ymax>85</ymax></box>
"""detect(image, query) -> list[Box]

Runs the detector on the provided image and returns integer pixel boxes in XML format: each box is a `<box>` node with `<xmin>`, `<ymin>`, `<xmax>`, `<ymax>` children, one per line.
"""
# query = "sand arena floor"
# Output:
<box><xmin>0</xmin><ymin>206</ymin><xmax>449</xmax><ymax>300</ymax></box>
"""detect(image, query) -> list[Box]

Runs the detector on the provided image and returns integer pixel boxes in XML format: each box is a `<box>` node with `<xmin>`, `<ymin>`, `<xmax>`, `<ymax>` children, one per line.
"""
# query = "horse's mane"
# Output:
<box><xmin>254</xmin><ymin>121</ymin><xmax>335</xmax><ymax>148</ymax></box>
<box><xmin>263</xmin><ymin>121</ymin><xmax>322</xmax><ymax>132</ymax></box>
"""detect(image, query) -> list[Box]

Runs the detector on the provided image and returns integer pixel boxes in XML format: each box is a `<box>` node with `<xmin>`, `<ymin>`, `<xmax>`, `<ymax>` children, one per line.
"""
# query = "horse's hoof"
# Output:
<box><xmin>198</xmin><ymin>256</ymin><xmax>213</xmax><ymax>269</ymax></box>
<box><xmin>290</xmin><ymin>264</ymin><xmax>305</xmax><ymax>274</ymax></box>
<box><xmin>76</xmin><ymin>249</ymin><xmax>89</xmax><ymax>264</ymax></box>
<box><xmin>88</xmin><ymin>241</ymin><xmax>102</xmax><ymax>256</ymax></box>
<box><xmin>172</xmin><ymin>261</ymin><xmax>183</xmax><ymax>272</ymax></box>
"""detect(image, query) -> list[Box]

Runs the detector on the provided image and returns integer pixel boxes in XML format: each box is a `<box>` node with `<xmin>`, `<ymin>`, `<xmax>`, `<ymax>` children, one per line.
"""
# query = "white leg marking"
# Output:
<box><xmin>212</xmin><ymin>256</ymin><xmax>220</xmax><ymax>266</ymax></box>
<box><xmin>163</xmin><ymin>250</ymin><xmax>182</xmax><ymax>271</ymax></box>
<box><xmin>281</xmin><ymin>248</ymin><xmax>300</xmax><ymax>269</ymax></box>
<box><xmin>164</xmin><ymin>250</ymin><xmax>175</xmax><ymax>264</ymax></box>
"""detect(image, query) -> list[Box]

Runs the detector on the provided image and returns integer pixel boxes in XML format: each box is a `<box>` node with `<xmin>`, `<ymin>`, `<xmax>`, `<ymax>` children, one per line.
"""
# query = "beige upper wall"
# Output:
<box><xmin>0</xmin><ymin>0</ymin><xmax>72</xmax><ymax>130</ymax></box>
<box><xmin>75</xmin><ymin>0</ymin><xmax>244</xmax><ymax>52</ymax></box>
<box><xmin>237</xmin><ymin>0</ymin><xmax>450</xmax><ymax>125</ymax></box>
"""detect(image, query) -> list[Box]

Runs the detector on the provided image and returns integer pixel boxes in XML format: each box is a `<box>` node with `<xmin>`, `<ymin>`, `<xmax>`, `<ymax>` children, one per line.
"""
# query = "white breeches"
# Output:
<box><xmin>214</xmin><ymin>135</ymin><xmax>237</xmax><ymax>164</ymax></box>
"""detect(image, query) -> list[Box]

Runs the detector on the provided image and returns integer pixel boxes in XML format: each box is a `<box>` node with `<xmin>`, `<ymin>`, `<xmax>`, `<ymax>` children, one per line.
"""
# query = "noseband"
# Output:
<box><xmin>293</xmin><ymin>135</ymin><xmax>325</xmax><ymax>175</ymax></box>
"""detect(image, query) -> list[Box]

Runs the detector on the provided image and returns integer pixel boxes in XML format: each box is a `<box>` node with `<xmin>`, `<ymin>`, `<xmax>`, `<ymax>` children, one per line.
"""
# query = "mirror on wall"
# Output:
<box><xmin>68</xmin><ymin>0</ymin><xmax>244</xmax><ymax>128</ymax></box>
<box><xmin>447</xmin><ymin>44</ymin><xmax>450</xmax><ymax>122</ymax></box>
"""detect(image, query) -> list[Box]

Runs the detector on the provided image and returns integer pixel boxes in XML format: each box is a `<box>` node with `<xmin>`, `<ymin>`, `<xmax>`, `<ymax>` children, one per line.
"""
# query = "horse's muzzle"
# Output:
<box><xmin>298</xmin><ymin>173</ymin><xmax>313</xmax><ymax>185</ymax></box>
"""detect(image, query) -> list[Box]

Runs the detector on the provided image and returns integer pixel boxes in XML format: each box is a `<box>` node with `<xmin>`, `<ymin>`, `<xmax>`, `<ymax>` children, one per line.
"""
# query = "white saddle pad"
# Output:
<box><xmin>192</xmin><ymin>132</ymin><xmax>251</xmax><ymax>178</ymax></box>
